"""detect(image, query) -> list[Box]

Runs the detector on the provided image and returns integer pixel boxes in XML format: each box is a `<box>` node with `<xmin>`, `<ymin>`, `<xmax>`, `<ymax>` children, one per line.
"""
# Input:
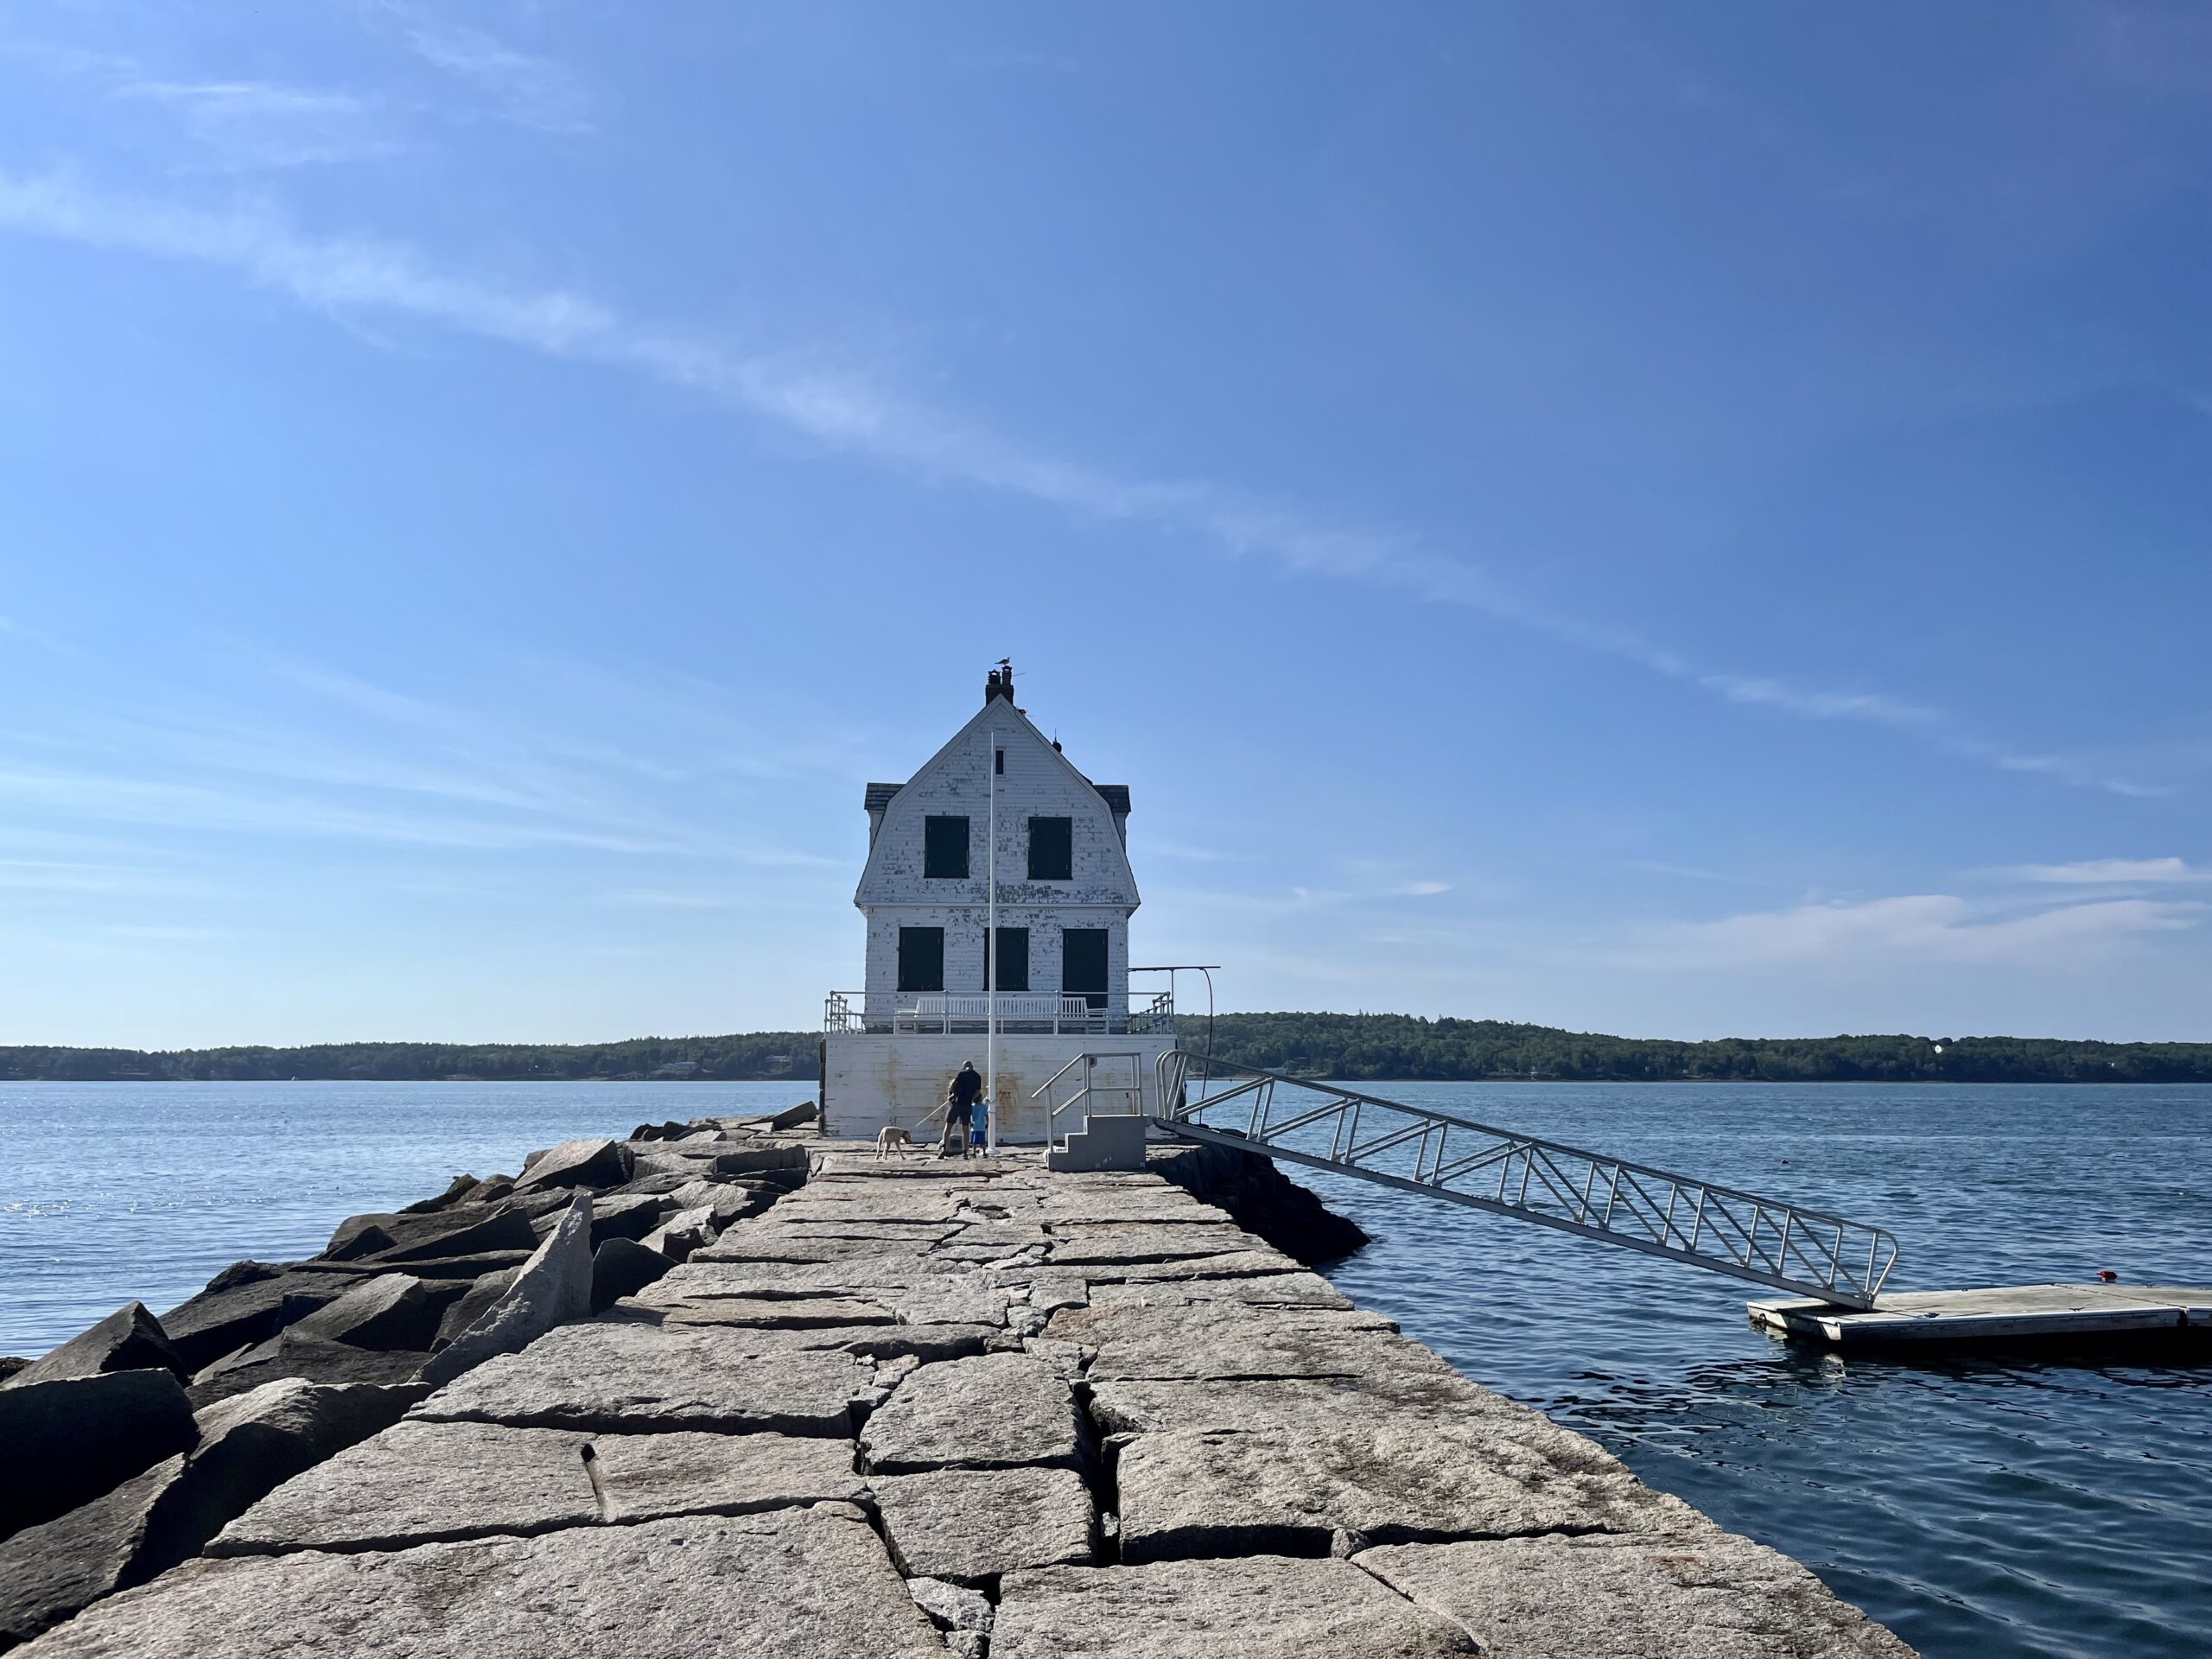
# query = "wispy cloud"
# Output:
<box><xmin>0</xmin><ymin>168</ymin><xmax>2158</xmax><ymax>793</ymax></box>
<box><xmin>392</xmin><ymin>15</ymin><xmax>592</xmax><ymax>134</ymax></box>
<box><xmin>0</xmin><ymin>610</ymin><xmax>81</xmax><ymax>658</ymax></box>
<box><xmin>1150</xmin><ymin>884</ymin><xmax>1346</xmax><ymax>916</ymax></box>
<box><xmin>1136</xmin><ymin>838</ymin><xmax>1231</xmax><ymax>862</ymax></box>
<box><xmin>1156</xmin><ymin>875</ymin><xmax>1458</xmax><ymax>915</ymax></box>
<box><xmin>0</xmin><ymin>764</ymin><xmax>684</xmax><ymax>855</ymax></box>
<box><xmin>14</xmin><ymin>36</ymin><xmax>401</xmax><ymax>171</ymax></box>
<box><xmin>1989</xmin><ymin>751</ymin><xmax>2169</xmax><ymax>798</ymax></box>
<box><xmin>1617</xmin><ymin>858</ymin><xmax>1773</xmax><ymax>887</ymax></box>
<box><xmin>0</xmin><ymin>857</ymin><xmax>207</xmax><ymax>897</ymax></box>
<box><xmin>596</xmin><ymin>888</ymin><xmax>766</xmax><ymax>909</ymax></box>
<box><xmin>118</xmin><ymin>80</ymin><xmax>372</xmax><ymax>121</ymax></box>
<box><xmin>0</xmin><ymin>39</ymin><xmax>143</xmax><ymax>84</ymax></box>
<box><xmin>0</xmin><ymin>172</ymin><xmax>624</xmax><ymax>353</ymax></box>
<box><xmin>0</xmin><ymin>645</ymin><xmax>851</xmax><ymax>869</ymax></box>
<box><xmin>1699</xmin><ymin>675</ymin><xmax>1939</xmax><ymax>728</ymax></box>
<box><xmin>2005</xmin><ymin>856</ymin><xmax>2212</xmax><ymax>886</ymax></box>
<box><xmin>257</xmin><ymin>658</ymin><xmax>449</xmax><ymax>728</ymax></box>
<box><xmin>1623</xmin><ymin>892</ymin><xmax>2203</xmax><ymax>970</ymax></box>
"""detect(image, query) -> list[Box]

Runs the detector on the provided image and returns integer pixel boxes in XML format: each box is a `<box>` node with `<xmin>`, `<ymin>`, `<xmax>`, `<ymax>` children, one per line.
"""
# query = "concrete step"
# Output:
<box><xmin>1046</xmin><ymin>1113</ymin><xmax>1149</xmax><ymax>1173</ymax></box>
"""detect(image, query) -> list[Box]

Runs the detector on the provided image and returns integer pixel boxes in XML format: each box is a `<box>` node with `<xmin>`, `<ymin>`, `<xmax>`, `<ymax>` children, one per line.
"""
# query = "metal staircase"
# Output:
<box><xmin>1032</xmin><ymin>1051</ymin><xmax>1152</xmax><ymax>1171</ymax></box>
<box><xmin>1153</xmin><ymin>1050</ymin><xmax>1899</xmax><ymax>1309</ymax></box>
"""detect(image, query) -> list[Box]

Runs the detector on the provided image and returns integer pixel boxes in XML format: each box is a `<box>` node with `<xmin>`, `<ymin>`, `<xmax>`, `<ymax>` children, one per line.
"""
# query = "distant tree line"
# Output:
<box><xmin>0</xmin><ymin>1033</ymin><xmax>822</xmax><ymax>1084</ymax></box>
<box><xmin>1173</xmin><ymin>1013</ymin><xmax>2212</xmax><ymax>1084</ymax></box>
<box><xmin>6</xmin><ymin>1014</ymin><xmax>2209</xmax><ymax>1084</ymax></box>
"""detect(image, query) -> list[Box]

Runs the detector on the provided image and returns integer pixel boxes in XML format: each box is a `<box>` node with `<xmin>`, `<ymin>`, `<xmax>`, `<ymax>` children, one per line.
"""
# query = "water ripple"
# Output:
<box><xmin>4</xmin><ymin>1077</ymin><xmax>2206</xmax><ymax>1658</ymax></box>
<box><xmin>0</xmin><ymin>1079</ymin><xmax>811</xmax><ymax>1358</ymax></box>
<box><xmin>1297</xmin><ymin>1080</ymin><xmax>2212</xmax><ymax>1659</ymax></box>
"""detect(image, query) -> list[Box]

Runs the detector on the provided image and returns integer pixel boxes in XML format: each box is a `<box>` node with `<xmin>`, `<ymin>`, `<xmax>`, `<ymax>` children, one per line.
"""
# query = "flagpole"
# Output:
<box><xmin>985</xmin><ymin>722</ymin><xmax>998</xmax><ymax>1155</ymax></box>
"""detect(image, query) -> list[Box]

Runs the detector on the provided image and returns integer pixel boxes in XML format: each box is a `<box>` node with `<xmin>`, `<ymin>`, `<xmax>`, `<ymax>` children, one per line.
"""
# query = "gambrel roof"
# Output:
<box><xmin>854</xmin><ymin>691</ymin><xmax>1139</xmax><ymax>910</ymax></box>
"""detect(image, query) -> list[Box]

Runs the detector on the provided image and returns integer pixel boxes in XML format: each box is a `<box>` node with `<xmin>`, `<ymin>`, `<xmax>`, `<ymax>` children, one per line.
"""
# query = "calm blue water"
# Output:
<box><xmin>1287</xmin><ymin>1083</ymin><xmax>2212</xmax><ymax>1659</ymax></box>
<box><xmin>3</xmin><ymin>1079</ymin><xmax>2208</xmax><ymax>1659</ymax></box>
<box><xmin>0</xmin><ymin>1081</ymin><xmax>811</xmax><ymax>1356</ymax></box>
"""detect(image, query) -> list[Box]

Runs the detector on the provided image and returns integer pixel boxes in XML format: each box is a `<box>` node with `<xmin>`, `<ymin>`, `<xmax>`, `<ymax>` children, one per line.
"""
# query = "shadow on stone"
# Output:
<box><xmin>0</xmin><ymin>1370</ymin><xmax>196</xmax><ymax>1542</ymax></box>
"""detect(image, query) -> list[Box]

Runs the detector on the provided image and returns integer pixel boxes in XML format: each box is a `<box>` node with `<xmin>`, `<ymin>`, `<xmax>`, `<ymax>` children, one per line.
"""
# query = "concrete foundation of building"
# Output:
<box><xmin>821</xmin><ymin>1031</ymin><xmax>1176</xmax><ymax>1145</ymax></box>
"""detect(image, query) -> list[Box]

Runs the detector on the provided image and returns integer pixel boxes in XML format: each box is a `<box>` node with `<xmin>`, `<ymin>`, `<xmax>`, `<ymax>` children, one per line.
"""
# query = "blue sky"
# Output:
<box><xmin>3</xmin><ymin>3</ymin><xmax>2209</xmax><ymax>1048</ymax></box>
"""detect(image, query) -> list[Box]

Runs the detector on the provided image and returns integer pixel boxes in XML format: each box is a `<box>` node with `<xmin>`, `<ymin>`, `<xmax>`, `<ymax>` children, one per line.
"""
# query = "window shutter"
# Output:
<box><xmin>898</xmin><ymin>927</ymin><xmax>945</xmax><ymax>992</ymax></box>
<box><xmin>990</xmin><ymin>927</ymin><xmax>1030</xmax><ymax>993</ymax></box>
<box><xmin>1027</xmin><ymin>816</ymin><xmax>1073</xmax><ymax>881</ymax></box>
<box><xmin>1062</xmin><ymin>927</ymin><xmax>1107</xmax><ymax>1008</ymax></box>
<box><xmin>924</xmin><ymin>816</ymin><xmax>970</xmax><ymax>880</ymax></box>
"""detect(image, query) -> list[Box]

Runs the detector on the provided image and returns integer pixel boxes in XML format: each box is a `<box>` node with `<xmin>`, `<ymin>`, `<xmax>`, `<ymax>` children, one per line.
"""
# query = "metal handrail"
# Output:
<box><xmin>1152</xmin><ymin>1050</ymin><xmax>1899</xmax><ymax>1310</ymax></box>
<box><xmin>1033</xmin><ymin>1051</ymin><xmax>1146</xmax><ymax>1146</ymax></box>
<box><xmin>823</xmin><ymin>988</ymin><xmax>1172</xmax><ymax>1036</ymax></box>
<box><xmin>1131</xmin><ymin>964</ymin><xmax>1217</xmax><ymax>1072</ymax></box>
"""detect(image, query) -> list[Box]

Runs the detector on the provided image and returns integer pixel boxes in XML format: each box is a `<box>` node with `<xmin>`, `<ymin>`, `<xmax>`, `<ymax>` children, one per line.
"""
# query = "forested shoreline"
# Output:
<box><xmin>5</xmin><ymin>1013</ymin><xmax>2210</xmax><ymax>1084</ymax></box>
<box><xmin>0</xmin><ymin>1033</ymin><xmax>819</xmax><ymax>1083</ymax></box>
<box><xmin>1183</xmin><ymin>1013</ymin><xmax>2212</xmax><ymax>1084</ymax></box>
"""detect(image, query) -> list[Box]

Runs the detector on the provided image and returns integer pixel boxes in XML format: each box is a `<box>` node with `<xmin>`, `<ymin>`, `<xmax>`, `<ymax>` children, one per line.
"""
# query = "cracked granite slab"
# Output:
<box><xmin>1114</xmin><ymin>1414</ymin><xmax>1694</xmax><ymax>1562</ymax></box>
<box><xmin>213</xmin><ymin>1419</ymin><xmax>865</xmax><ymax>1554</ymax></box>
<box><xmin>639</xmin><ymin>1256</ymin><xmax>966</xmax><ymax>1299</ymax></box>
<box><xmin>410</xmin><ymin>1323</ymin><xmax>869</xmax><ymax>1434</ymax></box>
<box><xmin>1050</xmin><ymin>1299</ymin><xmax>1410</xmax><ymax>1384</ymax></box>
<box><xmin>1085</xmin><ymin>1274</ymin><xmax>1356</xmax><ymax>1311</ymax></box>
<box><xmin>861</xmin><ymin>1352</ymin><xmax>1087</xmax><ymax>1472</ymax></box>
<box><xmin>19</xmin><ymin>1504</ymin><xmax>944</xmax><ymax>1659</ymax></box>
<box><xmin>690</xmin><ymin>1231</ymin><xmax>946</xmax><ymax>1266</ymax></box>
<box><xmin>991</xmin><ymin>1556</ymin><xmax>1479</xmax><ymax>1659</ymax></box>
<box><xmin>1087</xmin><ymin>1374</ymin><xmax>1548</xmax><ymax>1437</ymax></box>
<box><xmin>640</xmin><ymin>1309</ymin><xmax>997</xmax><ymax>1361</ymax></box>
<box><xmin>1354</xmin><ymin>1531</ymin><xmax>1917</xmax><ymax>1659</ymax></box>
<box><xmin>869</xmin><ymin>1465</ymin><xmax>1095</xmax><ymax>1583</ymax></box>
<box><xmin>1040</xmin><ymin>1223</ymin><xmax>1258</xmax><ymax>1266</ymax></box>
<box><xmin>1001</xmin><ymin>1249</ymin><xmax>1306</xmax><ymax>1286</ymax></box>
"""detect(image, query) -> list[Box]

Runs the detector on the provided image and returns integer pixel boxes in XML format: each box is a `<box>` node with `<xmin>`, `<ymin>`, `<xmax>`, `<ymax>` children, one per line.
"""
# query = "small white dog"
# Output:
<box><xmin>874</xmin><ymin>1124</ymin><xmax>914</xmax><ymax>1158</ymax></box>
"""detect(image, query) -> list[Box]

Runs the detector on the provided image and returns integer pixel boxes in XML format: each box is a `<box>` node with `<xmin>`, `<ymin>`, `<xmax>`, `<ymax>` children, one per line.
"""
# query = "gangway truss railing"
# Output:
<box><xmin>1154</xmin><ymin>1051</ymin><xmax>1898</xmax><ymax>1309</ymax></box>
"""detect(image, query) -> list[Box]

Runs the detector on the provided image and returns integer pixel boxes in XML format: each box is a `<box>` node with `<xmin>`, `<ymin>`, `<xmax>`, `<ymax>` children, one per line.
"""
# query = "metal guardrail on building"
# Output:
<box><xmin>1153</xmin><ymin>1050</ymin><xmax>1900</xmax><ymax>1309</ymax></box>
<box><xmin>823</xmin><ymin>989</ymin><xmax>1173</xmax><ymax>1036</ymax></box>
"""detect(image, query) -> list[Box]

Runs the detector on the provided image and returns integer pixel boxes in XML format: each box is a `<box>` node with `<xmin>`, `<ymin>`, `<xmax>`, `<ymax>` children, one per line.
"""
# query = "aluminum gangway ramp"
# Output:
<box><xmin>1154</xmin><ymin>1050</ymin><xmax>1899</xmax><ymax>1310</ymax></box>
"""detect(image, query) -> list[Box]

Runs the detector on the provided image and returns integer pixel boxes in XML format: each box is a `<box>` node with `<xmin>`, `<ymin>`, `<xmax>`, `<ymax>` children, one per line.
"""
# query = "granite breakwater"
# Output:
<box><xmin>0</xmin><ymin>1115</ymin><xmax>1914</xmax><ymax>1656</ymax></box>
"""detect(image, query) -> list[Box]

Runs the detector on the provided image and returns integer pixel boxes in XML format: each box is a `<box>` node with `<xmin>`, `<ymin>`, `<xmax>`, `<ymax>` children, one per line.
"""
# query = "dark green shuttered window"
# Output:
<box><xmin>898</xmin><ymin>927</ymin><xmax>944</xmax><ymax>992</ymax></box>
<box><xmin>1062</xmin><ymin>927</ymin><xmax>1107</xmax><ymax>1009</ymax></box>
<box><xmin>988</xmin><ymin>926</ymin><xmax>1030</xmax><ymax>993</ymax></box>
<box><xmin>925</xmin><ymin>816</ymin><xmax>969</xmax><ymax>879</ymax></box>
<box><xmin>1027</xmin><ymin>816</ymin><xmax>1073</xmax><ymax>881</ymax></box>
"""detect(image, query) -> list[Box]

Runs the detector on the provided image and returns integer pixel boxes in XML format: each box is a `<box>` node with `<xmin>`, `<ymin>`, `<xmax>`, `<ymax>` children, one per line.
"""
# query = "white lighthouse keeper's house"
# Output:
<box><xmin>819</xmin><ymin>663</ymin><xmax>1177</xmax><ymax>1144</ymax></box>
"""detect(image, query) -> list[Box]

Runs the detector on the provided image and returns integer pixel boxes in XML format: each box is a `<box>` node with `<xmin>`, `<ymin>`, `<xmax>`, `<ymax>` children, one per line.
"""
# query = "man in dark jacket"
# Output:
<box><xmin>944</xmin><ymin>1061</ymin><xmax>983</xmax><ymax>1156</ymax></box>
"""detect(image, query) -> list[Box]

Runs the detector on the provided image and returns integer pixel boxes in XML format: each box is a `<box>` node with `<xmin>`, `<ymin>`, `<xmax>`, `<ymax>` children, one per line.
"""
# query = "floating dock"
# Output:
<box><xmin>1748</xmin><ymin>1283</ymin><xmax>2212</xmax><ymax>1351</ymax></box>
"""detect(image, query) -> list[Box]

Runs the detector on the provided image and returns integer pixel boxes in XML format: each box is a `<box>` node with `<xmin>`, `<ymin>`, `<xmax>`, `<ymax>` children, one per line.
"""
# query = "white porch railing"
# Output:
<box><xmin>901</xmin><ymin>994</ymin><xmax>1090</xmax><ymax>1030</ymax></box>
<box><xmin>823</xmin><ymin>989</ymin><xmax>1173</xmax><ymax>1037</ymax></box>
